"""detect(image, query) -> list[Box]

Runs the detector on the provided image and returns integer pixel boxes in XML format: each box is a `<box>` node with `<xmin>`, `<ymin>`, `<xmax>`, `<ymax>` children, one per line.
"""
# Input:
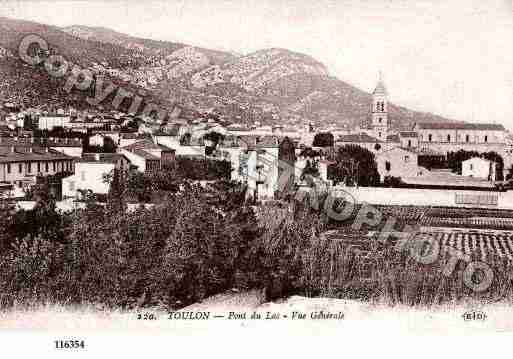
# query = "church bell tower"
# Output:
<box><xmin>371</xmin><ymin>72</ymin><xmax>388</xmax><ymax>140</ymax></box>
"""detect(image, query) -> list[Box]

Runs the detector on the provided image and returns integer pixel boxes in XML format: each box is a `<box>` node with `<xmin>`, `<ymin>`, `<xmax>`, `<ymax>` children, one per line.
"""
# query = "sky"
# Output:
<box><xmin>1</xmin><ymin>0</ymin><xmax>513</xmax><ymax>129</ymax></box>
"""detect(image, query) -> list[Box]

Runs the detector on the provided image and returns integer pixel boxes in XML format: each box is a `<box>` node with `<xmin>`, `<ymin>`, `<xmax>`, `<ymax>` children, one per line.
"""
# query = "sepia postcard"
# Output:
<box><xmin>0</xmin><ymin>0</ymin><xmax>513</xmax><ymax>356</ymax></box>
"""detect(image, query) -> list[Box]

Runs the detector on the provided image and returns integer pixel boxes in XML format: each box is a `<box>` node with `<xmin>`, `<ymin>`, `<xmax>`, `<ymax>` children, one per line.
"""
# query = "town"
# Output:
<box><xmin>1</xmin><ymin>75</ymin><xmax>512</xmax><ymax>209</ymax></box>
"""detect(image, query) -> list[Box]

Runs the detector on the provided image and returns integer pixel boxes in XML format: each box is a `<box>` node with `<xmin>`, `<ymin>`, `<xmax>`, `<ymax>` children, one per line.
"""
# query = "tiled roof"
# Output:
<box><xmin>412</xmin><ymin>147</ymin><xmax>445</xmax><ymax>156</ymax></box>
<box><xmin>378</xmin><ymin>147</ymin><xmax>418</xmax><ymax>156</ymax></box>
<box><xmin>132</xmin><ymin>149</ymin><xmax>160</xmax><ymax>160</ymax></box>
<box><xmin>120</xmin><ymin>132</ymin><xmax>140</xmax><ymax>139</ymax></box>
<box><xmin>157</xmin><ymin>144</ymin><xmax>175</xmax><ymax>152</ymax></box>
<box><xmin>0</xmin><ymin>137</ymin><xmax>82</xmax><ymax>147</ymax></box>
<box><xmin>47</xmin><ymin>138</ymin><xmax>82</xmax><ymax>147</ymax></box>
<box><xmin>386</xmin><ymin>134</ymin><xmax>400</xmax><ymax>143</ymax></box>
<box><xmin>80</xmin><ymin>153</ymin><xmax>128</xmax><ymax>164</ymax></box>
<box><xmin>120</xmin><ymin>139</ymin><xmax>161</xmax><ymax>151</ymax></box>
<box><xmin>0</xmin><ymin>147</ymin><xmax>72</xmax><ymax>163</ymax></box>
<box><xmin>337</xmin><ymin>133</ymin><xmax>382</xmax><ymax>143</ymax></box>
<box><xmin>400</xmin><ymin>131</ymin><xmax>418</xmax><ymax>138</ymax></box>
<box><xmin>239</xmin><ymin>135</ymin><xmax>280</xmax><ymax>148</ymax></box>
<box><xmin>416</xmin><ymin>122</ymin><xmax>505</xmax><ymax>131</ymax></box>
<box><xmin>226</xmin><ymin>126</ymin><xmax>251</xmax><ymax>132</ymax></box>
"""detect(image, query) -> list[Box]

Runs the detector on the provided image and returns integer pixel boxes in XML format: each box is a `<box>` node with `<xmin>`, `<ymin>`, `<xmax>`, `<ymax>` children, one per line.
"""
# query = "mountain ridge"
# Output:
<box><xmin>0</xmin><ymin>17</ymin><xmax>460</xmax><ymax>130</ymax></box>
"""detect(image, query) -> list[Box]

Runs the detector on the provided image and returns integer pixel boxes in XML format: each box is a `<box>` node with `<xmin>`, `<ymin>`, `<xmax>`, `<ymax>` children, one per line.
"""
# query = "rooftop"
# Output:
<box><xmin>337</xmin><ymin>133</ymin><xmax>382</xmax><ymax>143</ymax></box>
<box><xmin>400</xmin><ymin>131</ymin><xmax>419</xmax><ymax>138</ymax></box>
<box><xmin>120</xmin><ymin>139</ymin><xmax>161</xmax><ymax>151</ymax></box>
<box><xmin>79</xmin><ymin>153</ymin><xmax>128</xmax><ymax>164</ymax></box>
<box><xmin>0</xmin><ymin>147</ymin><xmax>72</xmax><ymax>163</ymax></box>
<box><xmin>416</xmin><ymin>122</ymin><xmax>506</xmax><ymax>131</ymax></box>
<box><xmin>132</xmin><ymin>149</ymin><xmax>160</xmax><ymax>160</ymax></box>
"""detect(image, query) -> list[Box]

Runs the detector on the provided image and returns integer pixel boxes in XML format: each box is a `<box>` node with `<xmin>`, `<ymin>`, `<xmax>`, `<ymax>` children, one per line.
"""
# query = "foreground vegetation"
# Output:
<box><xmin>1</xmin><ymin>177</ymin><xmax>513</xmax><ymax>311</ymax></box>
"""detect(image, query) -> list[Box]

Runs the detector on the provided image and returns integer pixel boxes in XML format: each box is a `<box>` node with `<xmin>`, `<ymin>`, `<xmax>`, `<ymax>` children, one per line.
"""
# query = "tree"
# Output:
<box><xmin>106</xmin><ymin>168</ymin><xmax>126</xmax><ymax>213</ymax></box>
<box><xmin>312</xmin><ymin>132</ymin><xmax>334</xmax><ymax>147</ymax></box>
<box><xmin>327</xmin><ymin>145</ymin><xmax>380</xmax><ymax>186</ymax></box>
<box><xmin>277</xmin><ymin>137</ymin><xmax>297</xmax><ymax>197</ymax></box>
<box><xmin>204</xmin><ymin>131</ymin><xmax>224</xmax><ymax>155</ymax></box>
<box><xmin>301</xmin><ymin>160</ymin><xmax>320</xmax><ymax>181</ymax></box>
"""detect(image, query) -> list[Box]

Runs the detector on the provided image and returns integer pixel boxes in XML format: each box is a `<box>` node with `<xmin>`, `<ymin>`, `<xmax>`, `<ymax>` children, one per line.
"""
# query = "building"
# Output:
<box><xmin>119</xmin><ymin>132</ymin><xmax>142</xmax><ymax>147</ymax></box>
<box><xmin>118</xmin><ymin>139</ymin><xmax>175</xmax><ymax>173</ymax></box>
<box><xmin>47</xmin><ymin>137</ymin><xmax>83</xmax><ymax>157</ymax></box>
<box><xmin>336</xmin><ymin>133</ymin><xmax>385</xmax><ymax>153</ymax></box>
<box><xmin>399</xmin><ymin>131</ymin><xmax>419</xmax><ymax>149</ymax></box>
<box><xmin>219</xmin><ymin>135</ymin><xmax>296</xmax><ymax>199</ymax></box>
<box><xmin>38</xmin><ymin>115</ymin><xmax>71</xmax><ymax>130</ymax></box>
<box><xmin>62</xmin><ymin>153</ymin><xmax>132</xmax><ymax>198</ymax></box>
<box><xmin>370</xmin><ymin>72</ymin><xmax>389</xmax><ymax>141</ymax></box>
<box><xmin>462</xmin><ymin>157</ymin><xmax>497</xmax><ymax>181</ymax></box>
<box><xmin>376</xmin><ymin>147</ymin><xmax>425</xmax><ymax>182</ymax></box>
<box><xmin>0</xmin><ymin>145</ymin><xmax>74</xmax><ymax>187</ymax></box>
<box><xmin>89</xmin><ymin>131</ymin><xmax>120</xmax><ymax>147</ymax></box>
<box><xmin>414</xmin><ymin>122</ymin><xmax>507</xmax><ymax>154</ymax></box>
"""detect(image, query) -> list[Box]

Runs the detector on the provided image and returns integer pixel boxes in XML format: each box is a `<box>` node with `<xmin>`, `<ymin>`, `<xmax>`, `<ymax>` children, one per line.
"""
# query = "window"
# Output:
<box><xmin>385</xmin><ymin>161</ymin><xmax>391</xmax><ymax>171</ymax></box>
<box><xmin>404</xmin><ymin>155</ymin><xmax>410</xmax><ymax>163</ymax></box>
<box><xmin>447</xmin><ymin>134</ymin><xmax>451</xmax><ymax>142</ymax></box>
<box><xmin>45</xmin><ymin>162</ymin><xmax>49</xmax><ymax>173</ymax></box>
<box><xmin>470</xmin><ymin>164</ymin><xmax>473</xmax><ymax>170</ymax></box>
<box><xmin>7</xmin><ymin>163</ymin><xmax>11</xmax><ymax>174</ymax></box>
<box><xmin>378</xmin><ymin>132</ymin><xmax>382</xmax><ymax>138</ymax></box>
<box><xmin>428</xmin><ymin>134</ymin><xmax>432</xmax><ymax>142</ymax></box>
<box><xmin>37</xmin><ymin>162</ymin><xmax>41</xmax><ymax>173</ymax></box>
<box><xmin>408</xmin><ymin>140</ymin><xmax>412</xmax><ymax>147</ymax></box>
<box><xmin>27</xmin><ymin>162</ymin><xmax>32</xmax><ymax>173</ymax></box>
<box><xmin>466</xmin><ymin>135</ymin><xmax>469</xmax><ymax>143</ymax></box>
<box><xmin>378</xmin><ymin>117</ymin><xmax>382</xmax><ymax>123</ymax></box>
<box><xmin>18</xmin><ymin>163</ymin><xmax>22</xmax><ymax>173</ymax></box>
<box><xmin>53</xmin><ymin>162</ymin><xmax>56</xmax><ymax>172</ymax></box>
<box><xmin>484</xmin><ymin>135</ymin><xmax>488</xmax><ymax>143</ymax></box>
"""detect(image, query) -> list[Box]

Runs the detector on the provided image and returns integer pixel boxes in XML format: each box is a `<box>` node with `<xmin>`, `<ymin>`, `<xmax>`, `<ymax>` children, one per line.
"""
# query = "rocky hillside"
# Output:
<box><xmin>0</xmin><ymin>17</ymin><xmax>457</xmax><ymax>129</ymax></box>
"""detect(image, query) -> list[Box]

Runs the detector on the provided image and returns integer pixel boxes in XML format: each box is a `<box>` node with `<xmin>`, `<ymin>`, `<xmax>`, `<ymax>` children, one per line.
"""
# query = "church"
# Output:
<box><xmin>335</xmin><ymin>73</ymin><xmax>510</xmax><ymax>185</ymax></box>
<box><xmin>337</xmin><ymin>73</ymin><xmax>508</xmax><ymax>156</ymax></box>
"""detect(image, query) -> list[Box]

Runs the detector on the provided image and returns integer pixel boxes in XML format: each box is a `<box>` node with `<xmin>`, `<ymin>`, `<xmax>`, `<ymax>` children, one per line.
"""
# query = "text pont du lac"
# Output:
<box><xmin>228</xmin><ymin>311</ymin><xmax>344</xmax><ymax>320</ymax></box>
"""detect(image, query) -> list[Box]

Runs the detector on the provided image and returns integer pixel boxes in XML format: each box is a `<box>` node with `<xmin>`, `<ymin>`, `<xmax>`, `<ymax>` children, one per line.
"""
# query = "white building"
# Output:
<box><xmin>63</xmin><ymin>157</ymin><xmax>115</xmax><ymax>198</ymax></box>
<box><xmin>462</xmin><ymin>157</ymin><xmax>497</xmax><ymax>181</ymax></box>
<box><xmin>220</xmin><ymin>135</ymin><xmax>295</xmax><ymax>200</ymax></box>
<box><xmin>38</xmin><ymin>115</ymin><xmax>71</xmax><ymax>130</ymax></box>
<box><xmin>376</xmin><ymin>147</ymin><xmax>425</xmax><ymax>182</ymax></box>
<box><xmin>118</xmin><ymin>139</ymin><xmax>175</xmax><ymax>173</ymax></box>
<box><xmin>62</xmin><ymin>153</ymin><xmax>131</xmax><ymax>198</ymax></box>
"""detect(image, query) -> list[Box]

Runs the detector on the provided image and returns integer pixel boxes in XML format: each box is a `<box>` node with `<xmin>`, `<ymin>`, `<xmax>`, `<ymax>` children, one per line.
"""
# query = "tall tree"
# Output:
<box><xmin>312</xmin><ymin>132</ymin><xmax>334</xmax><ymax>147</ymax></box>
